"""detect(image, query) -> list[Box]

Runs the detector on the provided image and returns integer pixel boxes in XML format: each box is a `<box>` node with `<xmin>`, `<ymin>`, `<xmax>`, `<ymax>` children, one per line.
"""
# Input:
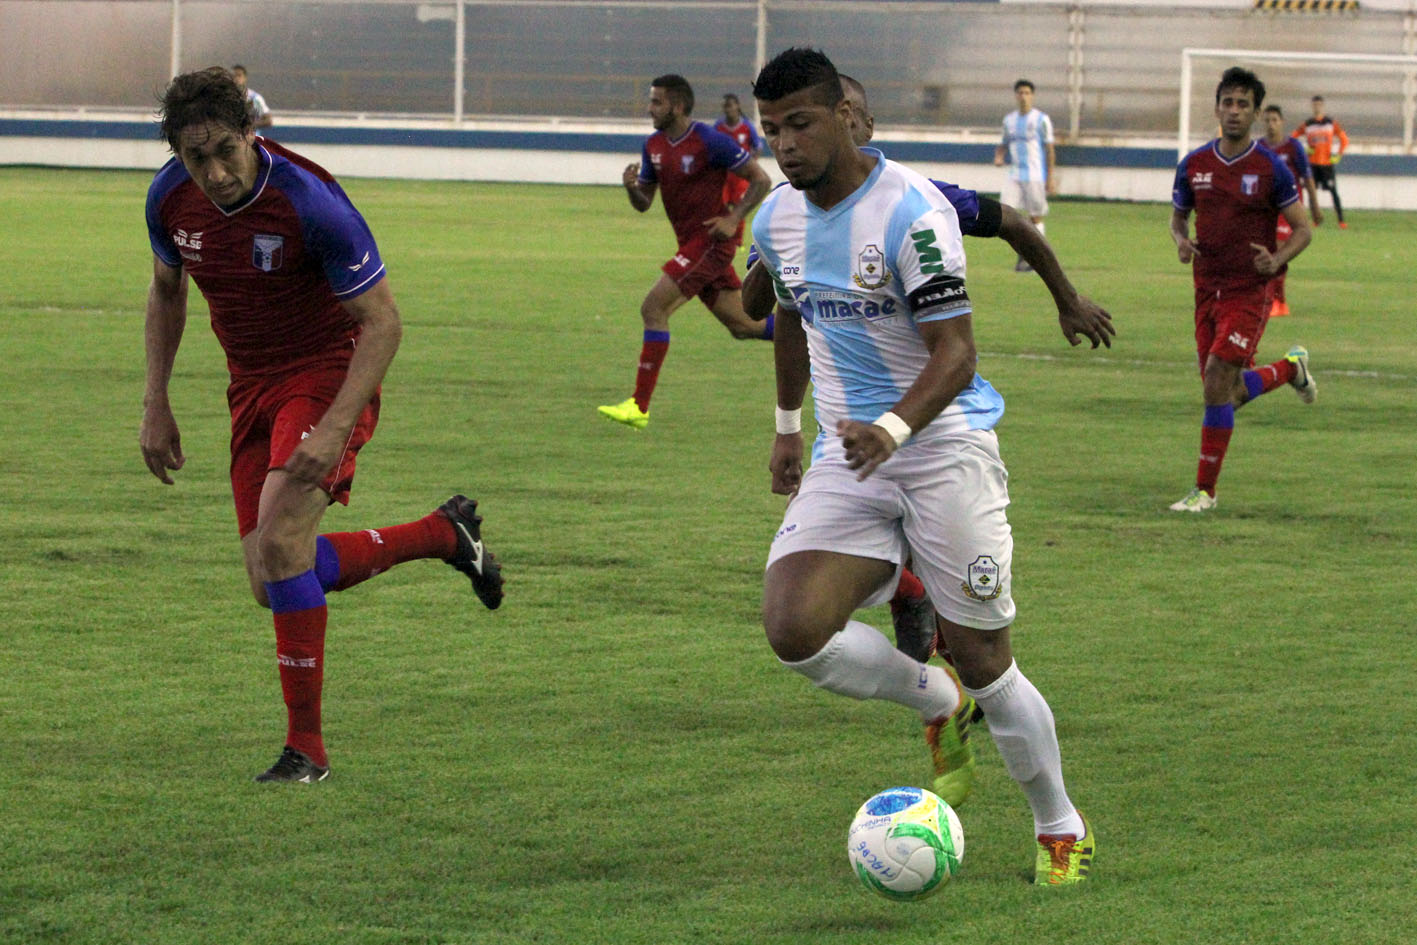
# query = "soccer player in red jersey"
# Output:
<box><xmin>141</xmin><ymin>68</ymin><xmax>504</xmax><ymax>782</ymax></box>
<box><xmin>716</xmin><ymin>92</ymin><xmax>766</xmax><ymax>210</ymax></box>
<box><xmin>598</xmin><ymin>74</ymin><xmax>773</xmax><ymax>430</ymax></box>
<box><xmin>1260</xmin><ymin>104</ymin><xmax>1322</xmax><ymax>317</ymax></box>
<box><xmin>1168</xmin><ymin>67</ymin><xmax>1317</xmax><ymax>513</ymax></box>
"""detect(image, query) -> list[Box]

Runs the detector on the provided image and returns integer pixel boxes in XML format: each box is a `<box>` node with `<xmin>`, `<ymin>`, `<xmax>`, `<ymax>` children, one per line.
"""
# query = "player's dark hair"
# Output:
<box><xmin>159</xmin><ymin>66</ymin><xmax>251</xmax><ymax>152</ymax></box>
<box><xmin>651</xmin><ymin>74</ymin><xmax>694</xmax><ymax>115</ymax></box>
<box><xmin>1215</xmin><ymin>66</ymin><xmax>1265</xmax><ymax>108</ymax></box>
<box><xmin>1263</xmin><ymin>104</ymin><xmax>1283</xmax><ymax>116</ymax></box>
<box><xmin>752</xmin><ymin>47</ymin><xmax>843</xmax><ymax>108</ymax></box>
<box><xmin>723</xmin><ymin>93</ymin><xmax>740</xmax><ymax>105</ymax></box>
<box><xmin>1014</xmin><ymin>79</ymin><xmax>1035</xmax><ymax>93</ymax></box>
<box><xmin>232</xmin><ymin>64</ymin><xmax>247</xmax><ymax>74</ymax></box>
<box><xmin>1312</xmin><ymin>95</ymin><xmax>1325</xmax><ymax>103</ymax></box>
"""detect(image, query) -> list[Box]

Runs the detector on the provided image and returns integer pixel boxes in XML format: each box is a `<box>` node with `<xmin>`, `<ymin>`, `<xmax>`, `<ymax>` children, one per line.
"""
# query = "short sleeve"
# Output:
<box><xmin>701</xmin><ymin>125</ymin><xmax>750</xmax><ymax>171</ymax></box>
<box><xmin>892</xmin><ymin>200</ymin><xmax>970</xmax><ymax>323</ymax></box>
<box><xmin>931</xmin><ymin>180</ymin><xmax>983</xmax><ymax>235</ymax></box>
<box><xmin>292</xmin><ymin>178</ymin><xmax>387</xmax><ymax>299</ymax></box>
<box><xmin>1042</xmin><ymin>113</ymin><xmax>1055</xmax><ymax>144</ymax></box>
<box><xmin>638</xmin><ymin>141</ymin><xmax>657</xmax><ymax>185</ymax></box>
<box><xmin>1272</xmin><ymin>161</ymin><xmax>1299</xmax><ymax>209</ymax></box>
<box><xmin>145</xmin><ymin>173</ymin><xmax>182</xmax><ymax>268</ymax></box>
<box><xmin>1292</xmin><ymin>141</ymin><xmax>1312</xmax><ymax>179</ymax></box>
<box><xmin>1172</xmin><ymin>157</ymin><xmax>1194</xmax><ymax>211</ymax></box>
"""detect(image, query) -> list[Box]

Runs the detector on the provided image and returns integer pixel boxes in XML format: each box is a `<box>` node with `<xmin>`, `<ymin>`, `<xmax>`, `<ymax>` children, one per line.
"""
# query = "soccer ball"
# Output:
<box><xmin>847</xmin><ymin>786</ymin><xmax>964</xmax><ymax>900</ymax></box>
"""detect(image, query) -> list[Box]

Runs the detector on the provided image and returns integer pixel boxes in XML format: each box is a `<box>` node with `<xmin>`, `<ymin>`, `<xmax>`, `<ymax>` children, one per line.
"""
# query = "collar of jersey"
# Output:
<box><xmin>805</xmin><ymin>147</ymin><xmax>885</xmax><ymax>219</ymax></box>
<box><xmin>208</xmin><ymin>143</ymin><xmax>273</xmax><ymax>217</ymax></box>
<box><xmin>1210</xmin><ymin>139</ymin><xmax>1256</xmax><ymax>166</ymax></box>
<box><xmin>665</xmin><ymin>121</ymin><xmax>699</xmax><ymax>148</ymax></box>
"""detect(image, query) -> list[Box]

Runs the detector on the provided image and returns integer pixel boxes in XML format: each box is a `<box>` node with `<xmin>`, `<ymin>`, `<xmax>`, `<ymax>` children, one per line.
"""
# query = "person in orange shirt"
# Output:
<box><xmin>1293</xmin><ymin>95</ymin><xmax>1350</xmax><ymax>228</ymax></box>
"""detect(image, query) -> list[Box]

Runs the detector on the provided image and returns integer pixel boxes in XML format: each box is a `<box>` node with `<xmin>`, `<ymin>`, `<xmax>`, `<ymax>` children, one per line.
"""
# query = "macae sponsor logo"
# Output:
<box><xmin>790</xmin><ymin>287</ymin><xmax>897</xmax><ymax>324</ymax></box>
<box><xmin>961</xmin><ymin>555</ymin><xmax>1003</xmax><ymax>602</ymax></box>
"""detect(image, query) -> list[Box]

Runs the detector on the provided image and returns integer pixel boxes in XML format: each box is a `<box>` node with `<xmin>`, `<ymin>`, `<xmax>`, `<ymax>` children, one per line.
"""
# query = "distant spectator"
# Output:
<box><xmin>232</xmin><ymin>64</ymin><xmax>274</xmax><ymax>130</ymax></box>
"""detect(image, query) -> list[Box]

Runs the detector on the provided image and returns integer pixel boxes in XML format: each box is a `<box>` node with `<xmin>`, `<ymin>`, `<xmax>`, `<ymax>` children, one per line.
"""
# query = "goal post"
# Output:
<box><xmin>1179</xmin><ymin>47</ymin><xmax>1417</xmax><ymax>159</ymax></box>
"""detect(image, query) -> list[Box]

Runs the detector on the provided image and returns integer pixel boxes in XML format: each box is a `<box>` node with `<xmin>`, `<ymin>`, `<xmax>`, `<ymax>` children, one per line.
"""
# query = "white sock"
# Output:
<box><xmin>783</xmin><ymin>620</ymin><xmax>960</xmax><ymax>721</ymax></box>
<box><xmin>967</xmin><ymin>660</ymin><xmax>1084</xmax><ymax>838</ymax></box>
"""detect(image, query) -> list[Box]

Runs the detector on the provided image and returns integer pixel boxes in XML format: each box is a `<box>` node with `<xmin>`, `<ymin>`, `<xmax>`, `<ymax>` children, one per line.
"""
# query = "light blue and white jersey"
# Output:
<box><xmin>1001</xmin><ymin>108</ymin><xmax>1054</xmax><ymax>183</ymax></box>
<box><xmin>751</xmin><ymin>150</ymin><xmax>1004</xmax><ymax>451</ymax></box>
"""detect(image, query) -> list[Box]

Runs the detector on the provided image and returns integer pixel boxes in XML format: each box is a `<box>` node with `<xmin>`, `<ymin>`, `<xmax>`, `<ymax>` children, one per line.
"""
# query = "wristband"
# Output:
<box><xmin>873</xmin><ymin>411</ymin><xmax>912</xmax><ymax>448</ymax></box>
<box><xmin>775</xmin><ymin>406</ymin><xmax>802</xmax><ymax>435</ymax></box>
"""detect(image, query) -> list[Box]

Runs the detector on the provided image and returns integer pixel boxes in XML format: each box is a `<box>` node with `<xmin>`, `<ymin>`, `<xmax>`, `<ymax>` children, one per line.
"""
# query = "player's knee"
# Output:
<box><xmin>727</xmin><ymin>322</ymin><xmax>761</xmax><ymax>340</ymax></box>
<box><xmin>763</xmin><ymin>600</ymin><xmax>835</xmax><ymax>663</ymax></box>
<box><xmin>255</xmin><ymin>524</ymin><xmax>305</xmax><ymax>582</ymax></box>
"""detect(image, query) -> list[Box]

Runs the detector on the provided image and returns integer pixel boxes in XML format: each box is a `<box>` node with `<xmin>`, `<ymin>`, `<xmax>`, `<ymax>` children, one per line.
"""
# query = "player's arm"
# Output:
<box><xmin>1170</xmin><ymin>207</ymin><xmax>1199</xmax><ymax>264</ymax></box>
<box><xmin>623</xmin><ymin>163</ymin><xmax>656</xmax><ymax>212</ymax></box>
<box><xmin>1333</xmin><ymin>122</ymin><xmax>1349</xmax><ymax>162</ymax></box>
<box><xmin>840</xmin><ymin>310</ymin><xmax>977</xmax><ymax>481</ymax></box>
<box><xmin>140</xmin><ymin>256</ymin><xmax>190</xmax><ymax>484</ymax></box>
<box><xmin>281</xmin><ymin>279</ymin><xmax>402</xmax><ymax>486</ymax></box>
<box><xmin>769</xmin><ymin>304</ymin><xmax>810</xmax><ymax>496</ymax></box>
<box><xmin>1045</xmin><ymin>140</ymin><xmax>1058</xmax><ymax>196</ymax></box>
<box><xmin>995</xmin><ymin>201</ymin><xmax>1112</xmax><ymax>348</ymax></box>
<box><xmin>706</xmin><ymin>157</ymin><xmax>771</xmax><ymax>240</ymax></box>
<box><xmin>742</xmin><ymin>258</ymin><xmax>777</xmax><ymax>320</ymax></box>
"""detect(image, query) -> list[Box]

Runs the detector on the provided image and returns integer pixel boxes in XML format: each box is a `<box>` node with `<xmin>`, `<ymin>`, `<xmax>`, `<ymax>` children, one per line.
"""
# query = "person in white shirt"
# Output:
<box><xmin>232</xmin><ymin>65</ymin><xmax>274</xmax><ymax>130</ymax></box>
<box><xmin>994</xmin><ymin>79</ymin><xmax>1055</xmax><ymax>271</ymax></box>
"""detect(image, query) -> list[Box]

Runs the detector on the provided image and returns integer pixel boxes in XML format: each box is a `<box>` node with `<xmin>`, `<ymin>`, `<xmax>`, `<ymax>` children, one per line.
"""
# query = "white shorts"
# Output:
<box><xmin>766</xmin><ymin>429</ymin><xmax>1016</xmax><ymax>630</ymax></box>
<box><xmin>1000</xmin><ymin>179</ymin><xmax>1049</xmax><ymax>219</ymax></box>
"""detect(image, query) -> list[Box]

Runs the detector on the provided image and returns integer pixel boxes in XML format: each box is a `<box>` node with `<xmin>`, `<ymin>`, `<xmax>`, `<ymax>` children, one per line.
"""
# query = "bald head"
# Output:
<box><xmin>838</xmin><ymin>73</ymin><xmax>874</xmax><ymax>146</ymax></box>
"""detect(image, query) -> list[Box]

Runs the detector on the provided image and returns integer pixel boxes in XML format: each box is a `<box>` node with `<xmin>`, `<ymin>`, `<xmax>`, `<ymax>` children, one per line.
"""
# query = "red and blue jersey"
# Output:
<box><xmin>1173</xmin><ymin>139</ymin><xmax>1298</xmax><ymax>292</ymax></box>
<box><xmin>715</xmin><ymin>117</ymin><xmax>765</xmax><ymax>154</ymax></box>
<box><xmin>1260</xmin><ymin>136</ymin><xmax>1313</xmax><ymax>193</ymax></box>
<box><xmin>639</xmin><ymin>121</ymin><xmax>749</xmax><ymax>245</ymax></box>
<box><xmin>146</xmin><ymin>137</ymin><xmax>385</xmax><ymax>377</ymax></box>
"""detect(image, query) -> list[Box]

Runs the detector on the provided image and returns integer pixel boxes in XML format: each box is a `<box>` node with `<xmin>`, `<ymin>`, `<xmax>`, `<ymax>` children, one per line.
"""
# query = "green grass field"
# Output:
<box><xmin>2</xmin><ymin>166</ymin><xmax>1414</xmax><ymax>945</ymax></box>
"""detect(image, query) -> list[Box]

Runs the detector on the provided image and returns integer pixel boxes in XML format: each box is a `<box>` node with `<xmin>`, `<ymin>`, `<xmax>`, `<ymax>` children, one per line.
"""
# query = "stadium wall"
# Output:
<box><xmin>3</xmin><ymin>113</ymin><xmax>1415</xmax><ymax>210</ymax></box>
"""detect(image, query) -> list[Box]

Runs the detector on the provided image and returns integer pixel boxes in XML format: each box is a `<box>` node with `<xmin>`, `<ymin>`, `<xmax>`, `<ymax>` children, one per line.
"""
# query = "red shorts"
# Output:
<box><xmin>228</xmin><ymin>359</ymin><xmax>380</xmax><ymax>537</ymax></box>
<box><xmin>663</xmin><ymin>233</ymin><xmax>742</xmax><ymax>306</ymax></box>
<box><xmin>1194</xmin><ymin>283</ymin><xmax>1272</xmax><ymax>373</ymax></box>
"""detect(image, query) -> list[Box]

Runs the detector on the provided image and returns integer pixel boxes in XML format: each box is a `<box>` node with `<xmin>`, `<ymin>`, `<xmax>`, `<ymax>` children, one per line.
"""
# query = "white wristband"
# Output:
<box><xmin>873</xmin><ymin>411</ymin><xmax>912</xmax><ymax>448</ymax></box>
<box><xmin>775</xmin><ymin>406</ymin><xmax>802</xmax><ymax>435</ymax></box>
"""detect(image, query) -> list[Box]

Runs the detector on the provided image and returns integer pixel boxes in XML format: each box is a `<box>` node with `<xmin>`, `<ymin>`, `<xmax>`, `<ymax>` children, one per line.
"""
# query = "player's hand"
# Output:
<box><xmin>1311</xmin><ymin>206</ymin><xmax>1324</xmax><ymax>226</ymax></box>
<box><xmin>703</xmin><ymin>215</ymin><xmax>738</xmax><ymax>241</ymax></box>
<box><xmin>1058</xmin><ymin>295</ymin><xmax>1115</xmax><ymax>349</ymax></box>
<box><xmin>279</xmin><ymin>426</ymin><xmax>345</xmax><ymax>488</ymax></box>
<box><xmin>1249</xmin><ymin>242</ymin><xmax>1280</xmax><ymax>276</ymax></box>
<box><xmin>769</xmin><ymin>433</ymin><xmax>804</xmax><ymax>496</ymax></box>
<box><xmin>622</xmin><ymin>163</ymin><xmax>640</xmax><ymax>188</ymax></box>
<box><xmin>139</xmin><ymin>401</ymin><xmax>185</xmax><ymax>485</ymax></box>
<box><xmin>838</xmin><ymin>419</ymin><xmax>897</xmax><ymax>481</ymax></box>
<box><xmin>1176</xmin><ymin>237</ymin><xmax>1200</xmax><ymax>265</ymax></box>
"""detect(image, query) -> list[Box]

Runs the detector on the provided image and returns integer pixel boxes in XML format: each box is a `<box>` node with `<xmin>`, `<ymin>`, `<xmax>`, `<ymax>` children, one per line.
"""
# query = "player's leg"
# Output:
<box><xmin>902</xmin><ymin>434</ymin><xmax>1090</xmax><ymax>883</ymax></box>
<box><xmin>598</xmin><ymin>273</ymin><xmax>690</xmax><ymax>428</ymax></box>
<box><xmin>1326</xmin><ymin>168</ymin><xmax>1346</xmax><ymax>225</ymax></box>
<box><xmin>763</xmin><ymin>465</ymin><xmax>965</xmax><ymax>730</ymax></box>
<box><xmin>704</xmin><ymin>287</ymin><xmax>773</xmax><ymax>340</ymax></box>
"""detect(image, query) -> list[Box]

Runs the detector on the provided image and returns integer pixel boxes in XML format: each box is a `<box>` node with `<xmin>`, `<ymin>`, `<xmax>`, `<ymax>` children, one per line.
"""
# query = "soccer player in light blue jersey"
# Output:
<box><xmin>994</xmin><ymin>79</ymin><xmax>1056</xmax><ymax>272</ymax></box>
<box><xmin>753</xmin><ymin>48</ymin><xmax>1094</xmax><ymax>885</ymax></box>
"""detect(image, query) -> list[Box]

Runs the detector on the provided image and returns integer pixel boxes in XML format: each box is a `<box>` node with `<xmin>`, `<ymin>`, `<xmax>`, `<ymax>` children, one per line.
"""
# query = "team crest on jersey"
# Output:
<box><xmin>1241</xmin><ymin>174</ymin><xmax>1259</xmax><ymax>195</ymax></box>
<box><xmin>852</xmin><ymin>244</ymin><xmax>891</xmax><ymax>290</ymax></box>
<box><xmin>681</xmin><ymin>155</ymin><xmax>695</xmax><ymax>174</ymax></box>
<box><xmin>961</xmin><ymin>555</ymin><xmax>1003</xmax><ymax>601</ymax></box>
<box><xmin>252</xmin><ymin>234</ymin><xmax>284</xmax><ymax>272</ymax></box>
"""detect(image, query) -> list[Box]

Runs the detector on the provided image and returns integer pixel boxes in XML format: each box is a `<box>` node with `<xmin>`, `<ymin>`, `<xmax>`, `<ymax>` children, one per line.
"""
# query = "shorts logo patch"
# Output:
<box><xmin>852</xmin><ymin>243</ymin><xmax>891</xmax><ymax>290</ymax></box>
<box><xmin>962</xmin><ymin>555</ymin><xmax>1002</xmax><ymax>601</ymax></box>
<box><xmin>252</xmin><ymin>234</ymin><xmax>284</xmax><ymax>272</ymax></box>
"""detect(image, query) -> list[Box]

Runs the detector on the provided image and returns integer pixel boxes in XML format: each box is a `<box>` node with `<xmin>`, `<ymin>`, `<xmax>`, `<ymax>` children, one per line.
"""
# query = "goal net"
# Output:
<box><xmin>1179</xmin><ymin>47</ymin><xmax>1417</xmax><ymax>158</ymax></box>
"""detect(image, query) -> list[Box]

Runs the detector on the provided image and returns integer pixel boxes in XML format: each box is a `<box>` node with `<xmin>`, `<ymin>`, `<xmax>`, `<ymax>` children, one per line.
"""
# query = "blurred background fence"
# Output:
<box><xmin>3</xmin><ymin>0</ymin><xmax>1415</xmax><ymax>150</ymax></box>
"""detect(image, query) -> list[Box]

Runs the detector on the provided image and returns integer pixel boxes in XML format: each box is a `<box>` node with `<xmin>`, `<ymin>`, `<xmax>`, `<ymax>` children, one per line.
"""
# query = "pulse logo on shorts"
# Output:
<box><xmin>252</xmin><ymin>234</ymin><xmax>284</xmax><ymax>272</ymax></box>
<box><xmin>961</xmin><ymin>555</ymin><xmax>1003</xmax><ymax>602</ymax></box>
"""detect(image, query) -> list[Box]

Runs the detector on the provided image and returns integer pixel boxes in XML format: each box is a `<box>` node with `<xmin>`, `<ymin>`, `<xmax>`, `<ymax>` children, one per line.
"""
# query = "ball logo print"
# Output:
<box><xmin>847</xmin><ymin>786</ymin><xmax>964</xmax><ymax>900</ymax></box>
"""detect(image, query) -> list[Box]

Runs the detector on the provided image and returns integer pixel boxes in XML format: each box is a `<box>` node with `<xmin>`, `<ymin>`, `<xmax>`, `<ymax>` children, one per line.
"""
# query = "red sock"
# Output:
<box><xmin>1249</xmin><ymin>357</ymin><xmax>1297</xmax><ymax>395</ymax></box>
<box><xmin>320</xmin><ymin>512</ymin><xmax>457</xmax><ymax>592</ymax></box>
<box><xmin>266</xmin><ymin>572</ymin><xmax>330</xmax><ymax>766</ymax></box>
<box><xmin>1196</xmin><ymin>419</ymin><xmax>1234</xmax><ymax>496</ymax></box>
<box><xmin>892</xmin><ymin>567</ymin><xmax>926</xmax><ymax>603</ymax></box>
<box><xmin>633</xmin><ymin>331</ymin><xmax>671</xmax><ymax>412</ymax></box>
